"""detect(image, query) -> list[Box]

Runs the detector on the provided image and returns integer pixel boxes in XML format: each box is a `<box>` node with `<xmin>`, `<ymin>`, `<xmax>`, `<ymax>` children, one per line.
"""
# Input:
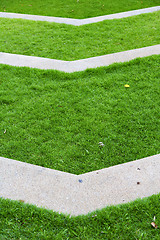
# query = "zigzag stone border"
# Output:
<box><xmin>0</xmin><ymin>6</ymin><xmax>160</xmax><ymax>25</ymax></box>
<box><xmin>0</xmin><ymin>45</ymin><xmax>160</xmax><ymax>72</ymax></box>
<box><xmin>1</xmin><ymin>154</ymin><xmax>160</xmax><ymax>216</ymax></box>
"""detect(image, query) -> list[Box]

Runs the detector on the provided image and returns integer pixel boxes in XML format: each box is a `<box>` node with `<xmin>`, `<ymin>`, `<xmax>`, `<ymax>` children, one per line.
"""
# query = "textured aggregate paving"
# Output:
<box><xmin>1</xmin><ymin>155</ymin><xmax>160</xmax><ymax>216</ymax></box>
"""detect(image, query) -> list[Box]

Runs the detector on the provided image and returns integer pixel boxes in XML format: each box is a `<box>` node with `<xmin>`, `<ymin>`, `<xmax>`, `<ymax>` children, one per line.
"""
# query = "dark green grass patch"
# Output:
<box><xmin>0</xmin><ymin>12</ymin><xmax>160</xmax><ymax>61</ymax></box>
<box><xmin>0</xmin><ymin>55</ymin><xmax>160</xmax><ymax>174</ymax></box>
<box><xmin>1</xmin><ymin>194</ymin><xmax>160</xmax><ymax>239</ymax></box>
<box><xmin>0</xmin><ymin>0</ymin><xmax>159</xmax><ymax>18</ymax></box>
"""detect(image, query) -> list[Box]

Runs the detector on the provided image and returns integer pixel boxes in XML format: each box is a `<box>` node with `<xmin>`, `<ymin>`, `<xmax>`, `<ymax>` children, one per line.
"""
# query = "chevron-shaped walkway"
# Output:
<box><xmin>0</xmin><ymin>45</ymin><xmax>160</xmax><ymax>72</ymax></box>
<box><xmin>1</xmin><ymin>154</ymin><xmax>160</xmax><ymax>216</ymax></box>
<box><xmin>0</xmin><ymin>6</ymin><xmax>160</xmax><ymax>25</ymax></box>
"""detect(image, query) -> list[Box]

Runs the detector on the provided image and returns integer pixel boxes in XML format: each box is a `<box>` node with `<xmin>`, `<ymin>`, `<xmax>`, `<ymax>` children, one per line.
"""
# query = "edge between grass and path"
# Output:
<box><xmin>1</xmin><ymin>154</ymin><xmax>160</xmax><ymax>216</ymax></box>
<box><xmin>1</xmin><ymin>192</ymin><xmax>160</xmax><ymax>239</ymax></box>
<box><xmin>2</xmin><ymin>149</ymin><xmax>160</xmax><ymax>238</ymax></box>
<box><xmin>0</xmin><ymin>45</ymin><xmax>160</xmax><ymax>72</ymax></box>
<box><xmin>0</xmin><ymin>6</ymin><xmax>159</xmax><ymax>25</ymax></box>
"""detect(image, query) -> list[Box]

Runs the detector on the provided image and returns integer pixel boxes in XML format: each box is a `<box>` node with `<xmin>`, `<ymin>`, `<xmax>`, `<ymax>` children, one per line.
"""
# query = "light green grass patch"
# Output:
<box><xmin>1</xmin><ymin>194</ymin><xmax>160</xmax><ymax>239</ymax></box>
<box><xmin>0</xmin><ymin>0</ymin><xmax>159</xmax><ymax>18</ymax></box>
<box><xmin>0</xmin><ymin>55</ymin><xmax>160</xmax><ymax>174</ymax></box>
<box><xmin>0</xmin><ymin>12</ymin><xmax>160</xmax><ymax>60</ymax></box>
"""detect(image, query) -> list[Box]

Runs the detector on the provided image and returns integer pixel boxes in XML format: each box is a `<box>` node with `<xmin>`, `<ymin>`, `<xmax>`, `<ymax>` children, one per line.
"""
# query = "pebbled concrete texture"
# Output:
<box><xmin>0</xmin><ymin>6</ymin><xmax>160</xmax><ymax>25</ymax></box>
<box><xmin>0</xmin><ymin>154</ymin><xmax>160</xmax><ymax>216</ymax></box>
<box><xmin>0</xmin><ymin>45</ymin><xmax>160</xmax><ymax>73</ymax></box>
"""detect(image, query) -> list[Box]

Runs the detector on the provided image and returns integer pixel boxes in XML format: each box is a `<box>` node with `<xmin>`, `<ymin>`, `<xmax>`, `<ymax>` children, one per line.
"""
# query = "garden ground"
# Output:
<box><xmin>0</xmin><ymin>2</ymin><xmax>160</xmax><ymax>238</ymax></box>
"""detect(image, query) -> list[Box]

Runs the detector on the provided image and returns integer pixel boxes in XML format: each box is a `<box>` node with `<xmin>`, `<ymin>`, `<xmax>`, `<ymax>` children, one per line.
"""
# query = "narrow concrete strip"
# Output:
<box><xmin>0</xmin><ymin>154</ymin><xmax>160</xmax><ymax>216</ymax></box>
<box><xmin>0</xmin><ymin>45</ymin><xmax>160</xmax><ymax>72</ymax></box>
<box><xmin>81</xmin><ymin>6</ymin><xmax>160</xmax><ymax>25</ymax></box>
<box><xmin>0</xmin><ymin>6</ymin><xmax>160</xmax><ymax>25</ymax></box>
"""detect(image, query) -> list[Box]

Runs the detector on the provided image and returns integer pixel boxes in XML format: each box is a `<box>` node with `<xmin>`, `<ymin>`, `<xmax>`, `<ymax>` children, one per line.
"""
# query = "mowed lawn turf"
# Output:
<box><xmin>1</xmin><ymin>194</ymin><xmax>160</xmax><ymax>239</ymax></box>
<box><xmin>0</xmin><ymin>12</ymin><xmax>159</xmax><ymax>60</ymax></box>
<box><xmin>0</xmin><ymin>0</ymin><xmax>159</xmax><ymax>18</ymax></box>
<box><xmin>0</xmin><ymin>55</ymin><xmax>160</xmax><ymax>174</ymax></box>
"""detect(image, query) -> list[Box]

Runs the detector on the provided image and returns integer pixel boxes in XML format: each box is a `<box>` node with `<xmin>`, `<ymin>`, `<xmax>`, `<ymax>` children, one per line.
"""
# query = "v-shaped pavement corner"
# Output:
<box><xmin>0</xmin><ymin>45</ymin><xmax>160</xmax><ymax>72</ymax></box>
<box><xmin>0</xmin><ymin>6</ymin><xmax>160</xmax><ymax>25</ymax></box>
<box><xmin>1</xmin><ymin>154</ymin><xmax>160</xmax><ymax>216</ymax></box>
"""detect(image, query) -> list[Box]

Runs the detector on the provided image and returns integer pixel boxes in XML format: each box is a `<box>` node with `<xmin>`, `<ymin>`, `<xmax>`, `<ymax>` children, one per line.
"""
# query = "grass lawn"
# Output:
<box><xmin>0</xmin><ymin>55</ymin><xmax>160</xmax><ymax>174</ymax></box>
<box><xmin>0</xmin><ymin>0</ymin><xmax>159</xmax><ymax>18</ymax></box>
<box><xmin>1</xmin><ymin>194</ymin><xmax>160</xmax><ymax>239</ymax></box>
<box><xmin>1</xmin><ymin>3</ymin><xmax>160</xmax><ymax>239</ymax></box>
<box><xmin>0</xmin><ymin>12</ymin><xmax>160</xmax><ymax>60</ymax></box>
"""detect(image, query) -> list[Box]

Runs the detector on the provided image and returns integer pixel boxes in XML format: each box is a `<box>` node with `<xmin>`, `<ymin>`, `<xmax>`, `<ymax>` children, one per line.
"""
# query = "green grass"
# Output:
<box><xmin>0</xmin><ymin>12</ymin><xmax>160</xmax><ymax>61</ymax></box>
<box><xmin>0</xmin><ymin>55</ymin><xmax>160</xmax><ymax>174</ymax></box>
<box><xmin>0</xmin><ymin>4</ymin><xmax>160</xmax><ymax>238</ymax></box>
<box><xmin>1</xmin><ymin>194</ymin><xmax>160</xmax><ymax>239</ymax></box>
<box><xmin>0</xmin><ymin>0</ymin><xmax>159</xmax><ymax>18</ymax></box>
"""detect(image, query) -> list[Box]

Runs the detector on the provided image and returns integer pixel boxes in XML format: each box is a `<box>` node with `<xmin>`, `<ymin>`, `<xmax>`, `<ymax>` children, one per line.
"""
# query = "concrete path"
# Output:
<box><xmin>0</xmin><ymin>6</ymin><xmax>160</xmax><ymax>25</ymax></box>
<box><xmin>1</xmin><ymin>154</ymin><xmax>160</xmax><ymax>216</ymax></box>
<box><xmin>0</xmin><ymin>45</ymin><xmax>160</xmax><ymax>72</ymax></box>
<box><xmin>1</xmin><ymin>6</ymin><xmax>160</xmax><ymax>217</ymax></box>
